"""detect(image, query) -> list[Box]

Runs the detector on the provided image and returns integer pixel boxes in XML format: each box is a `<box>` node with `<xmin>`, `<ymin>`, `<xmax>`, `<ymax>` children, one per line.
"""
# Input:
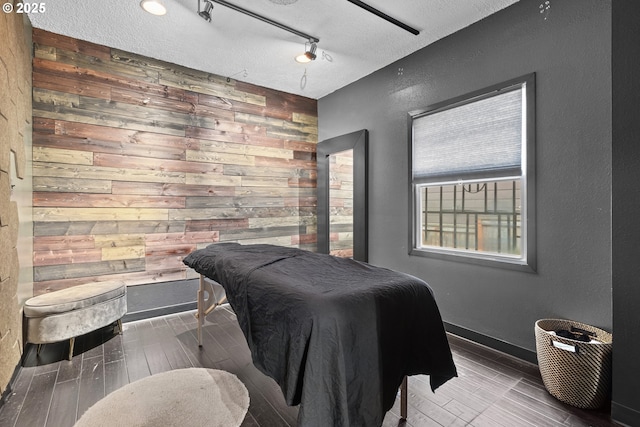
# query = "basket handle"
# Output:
<box><xmin>552</xmin><ymin>340</ymin><xmax>577</xmax><ymax>353</ymax></box>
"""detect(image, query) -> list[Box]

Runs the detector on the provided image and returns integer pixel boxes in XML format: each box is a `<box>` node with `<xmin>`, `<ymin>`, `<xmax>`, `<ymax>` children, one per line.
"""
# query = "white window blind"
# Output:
<box><xmin>412</xmin><ymin>86</ymin><xmax>524</xmax><ymax>182</ymax></box>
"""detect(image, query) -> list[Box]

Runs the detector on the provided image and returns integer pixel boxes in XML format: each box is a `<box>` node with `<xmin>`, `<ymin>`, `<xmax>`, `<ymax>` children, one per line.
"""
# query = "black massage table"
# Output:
<box><xmin>183</xmin><ymin>243</ymin><xmax>456</xmax><ymax>426</ymax></box>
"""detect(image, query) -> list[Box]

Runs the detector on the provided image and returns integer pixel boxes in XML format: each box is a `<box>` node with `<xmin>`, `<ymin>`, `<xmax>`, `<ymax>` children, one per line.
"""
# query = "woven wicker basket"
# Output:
<box><xmin>535</xmin><ymin>319</ymin><xmax>612</xmax><ymax>409</ymax></box>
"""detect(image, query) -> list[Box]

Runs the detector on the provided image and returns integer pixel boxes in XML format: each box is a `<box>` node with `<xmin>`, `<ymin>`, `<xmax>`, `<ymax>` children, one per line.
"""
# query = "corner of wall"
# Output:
<box><xmin>0</xmin><ymin>12</ymin><xmax>33</xmax><ymax>396</ymax></box>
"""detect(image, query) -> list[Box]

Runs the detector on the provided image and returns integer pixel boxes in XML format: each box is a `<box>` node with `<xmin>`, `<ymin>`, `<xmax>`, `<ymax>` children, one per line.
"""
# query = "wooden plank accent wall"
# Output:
<box><xmin>31</xmin><ymin>29</ymin><xmax>318</xmax><ymax>296</ymax></box>
<box><xmin>0</xmin><ymin>8</ymin><xmax>32</xmax><ymax>396</ymax></box>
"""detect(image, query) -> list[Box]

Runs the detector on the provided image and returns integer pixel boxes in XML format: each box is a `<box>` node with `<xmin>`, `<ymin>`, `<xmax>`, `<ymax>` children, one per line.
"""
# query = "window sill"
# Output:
<box><xmin>410</xmin><ymin>247</ymin><xmax>537</xmax><ymax>273</ymax></box>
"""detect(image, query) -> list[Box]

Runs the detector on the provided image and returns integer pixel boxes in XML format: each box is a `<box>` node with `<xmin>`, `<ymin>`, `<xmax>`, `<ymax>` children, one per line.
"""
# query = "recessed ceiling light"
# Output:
<box><xmin>140</xmin><ymin>0</ymin><xmax>167</xmax><ymax>16</ymax></box>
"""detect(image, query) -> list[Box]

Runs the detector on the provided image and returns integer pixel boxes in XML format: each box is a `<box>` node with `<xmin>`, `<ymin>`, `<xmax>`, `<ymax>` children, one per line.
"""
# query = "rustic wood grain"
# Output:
<box><xmin>32</xmin><ymin>29</ymin><xmax>318</xmax><ymax>290</ymax></box>
<box><xmin>37</xmin><ymin>47</ymin><xmax>158</xmax><ymax>86</ymax></box>
<box><xmin>185</xmin><ymin>218</ymin><xmax>249</xmax><ymax>231</ymax></box>
<box><xmin>34</xmin><ymin>192</ymin><xmax>186</xmax><ymax>209</ymax></box>
<box><xmin>33</xmin><ymin>235</ymin><xmax>96</xmax><ymax>250</ymax></box>
<box><xmin>184</xmin><ymin>196</ymin><xmax>285</xmax><ymax>209</ymax></box>
<box><xmin>33</xmin><ymin>249</ymin><xmax>103</xmax><ymax>266</ymax></box>
<box><xmin>33</xmin><ymin>161</ymin><xmax>187</xmax><ymax>183</ymax></box>
<box><xmin>240</xmin><ymin>177</ymin><xmax>290</xmax><ymax>188</ymax></box>
<box><xmin>145</xmin><ymin>231</ymin><xmax>219</xmax><ymax>246</ymax></box>
<box><xmin>94</xmin><ymin>153</ymin><xmax>223</xmax><ymax>174</ymax></box>
<box><xmin>38</xmin><ymin>124</ymin><xmax>187</xmax><ymax>160</ymax></box>
<box><xmin>32</xmin><ymin>71</ymin><xmax>112</xmax><ymax>99</ymax></box>
<box><xmin>33</xmin><ymin>207</ymin><xmax>170</xmax><ymax>222</ymax></box>
<box><xmin>158</xmin><ymin>71</ymin><xmax>266</xmax><ymax>106</ymax></box>
<box><xmin>111</xmin><ymin>182</ymin><xmax>235</xmax><ymax>197</ymax></box>
<box><xmin>33</xmin><ymin>96</ymin><xmax>187</xmax><ymax>137</ymax></box>
<box><xmin>33</xmin><ymin>177</ymin><xmax>112</xmax><ymax>193</ymax></box>
<box><xmin>191</xmin><ymin>141</ymin><xmax>293</xmax><ymax>159</ymax></box>
<box><xmin>101</xmin><ymin>246</ymin><xmax>146</xmax><ymax>261</ymax></box>
<box><xmin>184</xmin><ymin>173</ymin><xmax>242</xmax><ymax>187</ymax></box>
<box><xmin>33</xmin><ymin>28</ymin><xmax>112</xmax><ymax>61</ymax></box>
<box><xmin>34</xmin><ymin>259</ymin><xmax>146</xmax><ymax>282</ymax></box>
<box><xmin>223</xmin><ymin>164</ymin><xmax>313</xmax><ymax>179</ymax></box>
<box><xmin>94</xmin><ymin>234</ymin><xmax>146</xmax><ymax>248</ymax></box>
<box><xmin>32</xmin><ymin>146</ymin><xmax>93</xmax><ymax>165</ymax></box>
<box><xmin>33</xmin><ymin>220</ymin><xmax>186</xmax><ymax>237</ymax></box>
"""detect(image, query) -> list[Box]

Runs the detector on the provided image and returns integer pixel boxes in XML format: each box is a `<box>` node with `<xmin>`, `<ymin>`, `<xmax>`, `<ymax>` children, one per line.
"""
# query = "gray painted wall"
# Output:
<box><xmin>319</xmin><ymin>0</ymin><xmax>611</xmax><ymax>357</ymax></box>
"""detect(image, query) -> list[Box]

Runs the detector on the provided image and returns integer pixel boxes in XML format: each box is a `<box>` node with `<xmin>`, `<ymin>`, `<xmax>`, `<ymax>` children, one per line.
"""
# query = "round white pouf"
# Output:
<box><xmin>75</xmin><ymin>368</ymin><xmax>249</xmax><ymax>427</ymax></box>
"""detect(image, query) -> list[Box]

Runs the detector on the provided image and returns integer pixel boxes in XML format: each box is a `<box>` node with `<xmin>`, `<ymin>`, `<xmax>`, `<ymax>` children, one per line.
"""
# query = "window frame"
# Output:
<box><xmin>408</xmin><ymin>74</ymin><xmax>536</xmax><ymax>272</ymax></box>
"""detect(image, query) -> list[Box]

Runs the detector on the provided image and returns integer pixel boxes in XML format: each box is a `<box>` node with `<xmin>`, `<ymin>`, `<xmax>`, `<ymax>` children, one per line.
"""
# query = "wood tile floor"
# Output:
<box><xmin>0</xmin><ymin>308</ymin><xmax>617</xmax><ymax>427</ymax></box>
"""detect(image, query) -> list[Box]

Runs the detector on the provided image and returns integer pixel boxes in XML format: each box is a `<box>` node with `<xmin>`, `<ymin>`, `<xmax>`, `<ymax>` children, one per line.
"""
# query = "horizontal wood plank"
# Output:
<box><xmin>158</xmin><ymin>72</ymin><xmax>266</xmax><ymax>107</ymax></box>
<box><xmin>33</xmin><ymin>235</ymin><xmax>96</xmax><ymax>251</ymax></box>
<box><xmin>36</xmin><ymin>45</ymin><xmax>159</xmax><ymax>85</ymax></box>
<box><xmin>33</xmin><ymin>28</ymin><xmax>112</xmax><ymax>61</ymax></box>
<box><xmin>33</xmin><ymin>249</ymin><xmax>103</xmax><ymax>266</ymax></box>
<box><xmin>34</xmin><ymin>132</ymin><xmax>186</xmax><ymax>160</ymax></box>
<box><xmin>240</xmin><ymin>177</ymin><xmax>290</xmax><ymax>188</ymax></box>
<box><xmin>185</xmin><ymin>218</ymin><xmax>249</xmax><ymax>231</ymax></box>
<box><xmin>191</xmin><ymin>140</ymin><xmax>293</xmax><ymax>160</ymax></box>
<box><xmin>32</xmin><ymin>146</ymin><xmax>93</xmax><ymax>165</ymax></box>
<box><xmin>33</xmin><ymin>100</ymin><xmax>187</xmax><ymax>137</ymax></box>
<box><xmin>110</xmin><ymin>181</ymin><xmax>235</xmax><ymax>197</ymax></box>
<box><xmin>235</xmin><ymin>112</ymin><xmax>318</xmax><ymax>136</ymax></box>
<box><xmin>33</xmin><ymin>161</ymin><xmax>187</xmax><ymax>184</ymax></box>
<box><xmin>101</xmin><ymin>246</ymin><xmax>146</xmax><ymax>261</ymax></box>
<box><xmin>168</xmin><ymin>207</ymin><xmax>303</xmax><ymax>221</ymax></box>
<box><xmin>233</xmin><ymin>187</ymin><xmax>316</xmax><ymax>198</ymax></box>
<box><xmin>144</xmin><ymin>244</ymin><xmax>194</xmax><ymax>257</ymax></box>
<box><xmin>33</xmin><ymin>207</ymin><xmax>169</xmax><ymax>222</ymax></box>
<box><xmin>185</xmin><ymin>196</ymin><xmax>285</xmax><ymax>209</ymax></box>
<box><xmin>144</xmin><ymin>255</ymin><xmax>188</xmax><ymax>272</ymax></box>
<box><xmin>32</xmin><ymin>177</ymin><xmax>112</xmax><ymax>193</ymax></box>
<box><xmin>94</xmin><ymin>153</ymin><xmax>222</xmax><ymax>174</ymax></box>
<box><xmin>145</xmin><ymin>231</ymin><xmax>219</xmax><ymax>246</ymax></box>
<box><xmin>34</xmin><ymin>220</ymin><xmax>187</xmax><ymax>237</ymax></box>
<box><xmin>185</xmin><ymin>173</ymin><xmax>241</xmax><ymax>187</ymax></box>
<box><xmin>223</xmin><ymin>164</ymin><xmax>313</xmax><ymax>179</ymax></box>
<box><xmin>33</xmin><ymin>270</ymin><xmax>188</xmax><ymax>294</ymax></box>
<box><xmin>34</xmin><ymin>259</ymin><xmax>146</xmax><ymax>282</ymax></box>
<box><xmin>34</xmin><ymin>193</ymin><xmax>186</xmax><ymax>209</ymax></box>
<box><xmin>33</xmin><ymin>71</ymin><xmax>112</xmax><ymax>99</ymax></box>
<box><xmin>186</xmin><ymin>149</ymin><xmax>255</xmax><ymax>167</ymax></box>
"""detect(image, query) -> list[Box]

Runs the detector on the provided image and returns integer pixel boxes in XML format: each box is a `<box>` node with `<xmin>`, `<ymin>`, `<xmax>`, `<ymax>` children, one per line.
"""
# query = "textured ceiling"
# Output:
<box><xmin>28</xmin><ymin>0</ymin><xmax>519</xmax><ymax>99</ymax></box>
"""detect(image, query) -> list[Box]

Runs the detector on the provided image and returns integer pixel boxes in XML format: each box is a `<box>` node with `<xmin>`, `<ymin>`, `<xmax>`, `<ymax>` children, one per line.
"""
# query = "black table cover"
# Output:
<box><xmin>183</xmin><ymin>243</ymin><xmax>456</xmax><ymax>426</ymax></box>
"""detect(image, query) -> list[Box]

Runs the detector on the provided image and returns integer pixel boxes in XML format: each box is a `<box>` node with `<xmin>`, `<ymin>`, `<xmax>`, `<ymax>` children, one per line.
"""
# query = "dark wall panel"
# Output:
<box><xmin>611</xmin><ymin>0</ymin><xmax>640</xmax><ymax>423</ymax></box>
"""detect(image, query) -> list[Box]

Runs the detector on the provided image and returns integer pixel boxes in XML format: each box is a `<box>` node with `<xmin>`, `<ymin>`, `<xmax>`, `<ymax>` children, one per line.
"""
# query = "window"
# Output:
<box><xmin>409</xmin><ymin>74</ymin><xmax>535</xmax><ymax>270</ymax></box>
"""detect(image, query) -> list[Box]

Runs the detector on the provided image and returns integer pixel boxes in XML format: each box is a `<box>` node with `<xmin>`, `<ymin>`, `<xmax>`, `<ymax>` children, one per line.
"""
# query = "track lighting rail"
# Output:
<box><xmin>345</xmin><ymin>0</ymin><xmax>419</xmax><ymax>35</ymax></box>
<box><xmin>205</xmin><ymin>0</ymin><xmax>320</xmax><ymax>43</ymax></box>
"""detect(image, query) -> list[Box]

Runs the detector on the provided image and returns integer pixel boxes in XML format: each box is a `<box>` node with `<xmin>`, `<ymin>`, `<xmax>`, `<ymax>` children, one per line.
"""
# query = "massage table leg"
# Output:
<box><xmin>197</xmin><ymin>275</ymin><xmax>205</xmax><ymax>346</ymax></box>
<box><xmin>401</xmin><ymin>376</ymin><xmax>408</xmax><ymax>420</ymax></box>
<box><xmin>195</xmin><ymin>274</ymin><xmax>227</xmax><ymax>347</ymax></box>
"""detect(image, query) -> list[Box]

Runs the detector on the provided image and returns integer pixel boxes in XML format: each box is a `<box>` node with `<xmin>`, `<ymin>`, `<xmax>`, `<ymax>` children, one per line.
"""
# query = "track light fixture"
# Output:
<box><xmin>295</xmin><ymin>41</ymin><xmax>317</xmax><ymax>63</ymax></box>
<box><xmin>197</xmin><ymin>0</ymin><xmax>320</xmax><ymax>64</ymax></box>
<box><xmin>198</xmin><ymin>0</ymin><xmax>214</xmax><ymax>22</ymax></box>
